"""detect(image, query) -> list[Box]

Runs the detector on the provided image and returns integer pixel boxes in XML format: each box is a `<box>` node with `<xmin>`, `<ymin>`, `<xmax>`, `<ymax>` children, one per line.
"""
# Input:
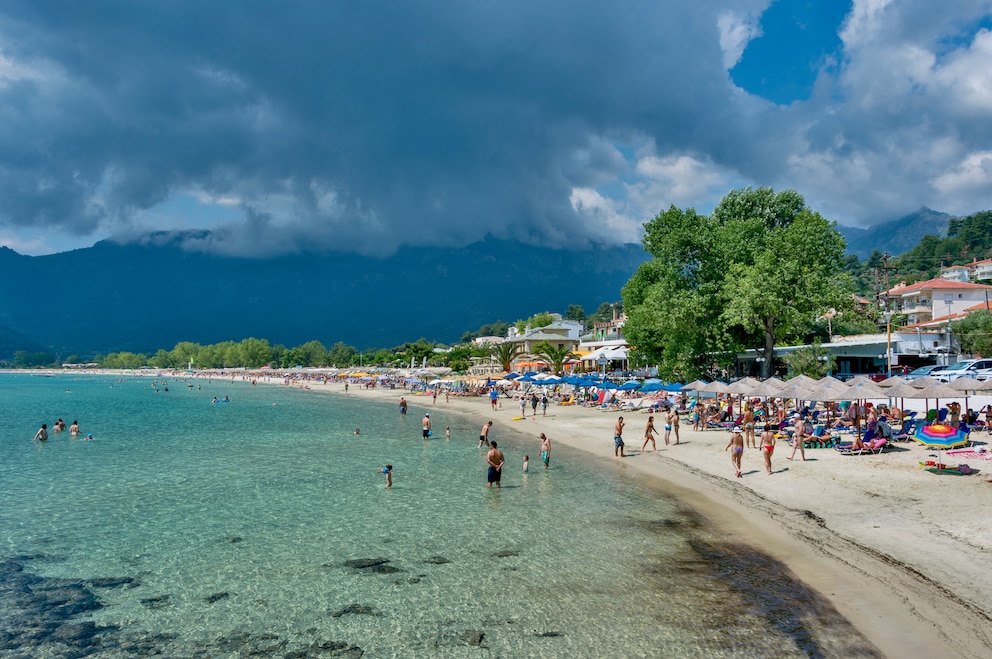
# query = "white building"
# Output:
<box><xmin>886</xmin><ymin>278</ymin><xmax>992</xmax><ymax>326</ymax></box>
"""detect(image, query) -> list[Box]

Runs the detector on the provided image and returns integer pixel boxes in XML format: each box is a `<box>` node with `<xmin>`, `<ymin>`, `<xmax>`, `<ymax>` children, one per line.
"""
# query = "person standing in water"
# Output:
<box><xmin>378</xmin><ymin>465</ymin><xmax>393</xmax><ymax>488</ymax></box>
<box><xmin>486</xmin><ymin>441</ymin><xmax>505</xmax><ymax>488</ymax></box>
<box><xmin>34</xmin><ymin>424</ymin><xmax>49</xmax><ymax>442</ymax></box>
<box><xmin>422</xmin><ymin>413</ymin><xmax>431</xmax><ymax>439</ymax></box>
<box><xmin>69</xmin><ymin>420</ymin><xmax>79</xmax><ymax>435</ymax></box>
<box><xmin>479</xmin><ymin>421</ymin><xmax>493</xmax><ymax>448</ymax></box>
<box><xmin>540</xmin><ymin>432</ymin><xmax>551</xmax><ymax>469</ymax></box>
<box><xmin>399</xmin><ymin>397</ymin><xmax>408</xmax><ymax>415</ymax></box>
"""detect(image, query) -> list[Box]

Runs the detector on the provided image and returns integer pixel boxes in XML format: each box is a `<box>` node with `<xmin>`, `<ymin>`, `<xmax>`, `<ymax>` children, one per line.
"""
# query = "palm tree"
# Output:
<box><xmin>491</xmin><ymin>341</ymin><xmax>522</xmax><ymax>373</ymax></box>
<box><xmin>532</xmin><ymin>342</ymin><xmax>576</xmax><ymax>376</ymax></box>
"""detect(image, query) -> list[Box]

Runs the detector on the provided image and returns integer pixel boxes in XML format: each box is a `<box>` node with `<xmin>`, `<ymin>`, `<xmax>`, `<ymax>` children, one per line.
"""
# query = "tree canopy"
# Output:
<box><xmin>953</xmin><ymin>310</ymin><xmax>992</xmax><ymax>357</ymax></box>
<box><xmin>622</xmin><ymin>187</ymin><xmax>851</xmax><ymax>380</ymax></box>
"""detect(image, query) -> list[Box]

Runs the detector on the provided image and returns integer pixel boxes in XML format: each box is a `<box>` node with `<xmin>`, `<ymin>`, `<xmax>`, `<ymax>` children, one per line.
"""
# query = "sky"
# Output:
<box><xmin>1</xmin><ymin>0</ymin><xmax>991</xmax><ymax>257</ymax></box>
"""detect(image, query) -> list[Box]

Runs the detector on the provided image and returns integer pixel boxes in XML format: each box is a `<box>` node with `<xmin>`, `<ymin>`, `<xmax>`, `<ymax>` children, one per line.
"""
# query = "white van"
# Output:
<box><xmin>930</xmin><ymin>358</ymin><xmax>992</xmax><ymax>382</ymax></box>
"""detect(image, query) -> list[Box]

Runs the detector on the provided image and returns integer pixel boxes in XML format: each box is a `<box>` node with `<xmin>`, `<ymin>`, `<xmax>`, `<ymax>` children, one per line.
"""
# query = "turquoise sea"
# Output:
<box><xmin>0</xmin><ymin>373</ymin><xmax>879</xmax><ymax>658</ymax></box>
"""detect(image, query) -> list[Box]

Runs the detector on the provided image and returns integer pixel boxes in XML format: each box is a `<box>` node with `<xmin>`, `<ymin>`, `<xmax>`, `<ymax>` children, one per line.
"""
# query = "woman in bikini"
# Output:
<box><xmin>743</xmin><ymin>405</ymin><xmax>756</xmax><ymax>448</ymax></box>
<box><xmin>760</xmin><ymin>424</ymin><xmax>776</xmax><ymax>475</ymax></box>
<box><xmin>642</xmin><ymin>416</ymin><xmax>658</xmax><ymax>451</ymax></box>
<box><xmin>725</xmin><ymin>427</ymin><xmax>745</xmax><ymax>478</ymax></box>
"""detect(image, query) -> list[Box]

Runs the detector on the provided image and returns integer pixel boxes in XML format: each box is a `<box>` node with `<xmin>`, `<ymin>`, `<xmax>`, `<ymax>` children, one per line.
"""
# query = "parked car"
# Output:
<box><xmin>930</xmin><ymin>359</ymin><xmax>992</xmax><ymax>382</ymax></box>
<box><xmin>975</xmin><ymin>368</ymin><xmax>992</xmax><ymax>382</ymax></box>
<box><xmin>903</xmin><ymin>365</ymin><xmax>942</xmax><ymax>381</ymax></box>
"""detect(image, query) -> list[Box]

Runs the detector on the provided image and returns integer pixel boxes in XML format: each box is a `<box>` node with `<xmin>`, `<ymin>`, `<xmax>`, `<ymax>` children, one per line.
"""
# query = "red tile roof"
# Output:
<box><xmin>887</xmin><ymin>277</ymin><xmax>992</xmax><ymax>294</ymax></box>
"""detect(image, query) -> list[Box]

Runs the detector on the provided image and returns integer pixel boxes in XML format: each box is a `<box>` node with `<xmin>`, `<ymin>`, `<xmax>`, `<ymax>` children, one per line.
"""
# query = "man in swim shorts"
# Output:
<box><xmin>422</xmin><ymin>413</ymin><xmax>431</xmax><ymax>439</ymax></box>
<box><xmin>479</xmin><ymin>421</ymin><xmax>493</xmax><ymax>448</ymax></box>
<box><xmin>725</xmin><ymin>427</ymin><xmax>745</xmax><ymax>478</ymax></box>
<box><xmin>399</xmin><ymin>397</ymin><xmax>407</xmax><ymax>415</ymax></box>
<box><xmin>614</xmin><ymin>416</ymin><xmax>626</xmax><ymax>458</ymax></box>
<box><xmin>540</xmin><ymin>432</ymin><xmax>551</xmax><ymax>468</ymax></box>
<box><xmin>487</xmin><ymin>441</ymin><xmax>505</xmax><ymax>488</ymax></box>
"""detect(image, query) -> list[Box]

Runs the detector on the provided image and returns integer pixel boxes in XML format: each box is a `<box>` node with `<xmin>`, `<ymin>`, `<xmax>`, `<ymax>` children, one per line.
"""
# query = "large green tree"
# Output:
<box><xmin>953</xmin><ymin>310</ymin><xmax>992</xmax><ymax>357</ymax></box>
<box><xmin>622</xmin><ymin>187</ymin><xmax>851</xmax><ymax>380</ymax></box>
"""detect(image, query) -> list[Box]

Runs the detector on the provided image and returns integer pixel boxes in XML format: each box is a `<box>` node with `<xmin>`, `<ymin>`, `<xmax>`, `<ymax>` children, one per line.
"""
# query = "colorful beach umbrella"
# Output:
<box><xmin>912</xmin><ymin>423</ymin><xmax>970</xmax><ymax>449</ymax></box>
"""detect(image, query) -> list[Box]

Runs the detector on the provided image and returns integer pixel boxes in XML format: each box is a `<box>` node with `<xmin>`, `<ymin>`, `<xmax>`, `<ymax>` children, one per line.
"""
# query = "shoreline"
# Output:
<box><xmin>309</xmin><ymin>382</ymin><xmax>992</xmax><ymax>658</ymax></box>
<box><xmin>11</xmin><ymin>370</ymin><xmax>992</xmax><ymax>656</ymax></box>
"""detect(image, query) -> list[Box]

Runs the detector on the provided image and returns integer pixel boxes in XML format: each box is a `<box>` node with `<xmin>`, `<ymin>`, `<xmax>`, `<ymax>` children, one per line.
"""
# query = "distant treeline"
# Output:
<box><xmin>8</xmin><ymin>301</ymin><xmax>620</xmax><ymax>371</ymax></box>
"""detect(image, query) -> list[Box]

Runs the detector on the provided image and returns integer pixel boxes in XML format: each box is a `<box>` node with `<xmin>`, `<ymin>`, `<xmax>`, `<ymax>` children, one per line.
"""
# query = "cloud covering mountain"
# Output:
<box><xmin>1</xmin><ymin>1</ymin><xmax>991</xmax><ymax>256</ymax></box>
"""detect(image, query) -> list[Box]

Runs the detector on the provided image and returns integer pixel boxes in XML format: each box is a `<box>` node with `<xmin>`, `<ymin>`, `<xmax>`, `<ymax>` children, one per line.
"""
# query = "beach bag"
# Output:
<box><xmin>958</xmin><ymin>464</ymin><xmax>972</xmax><ymax>475</ymax></box>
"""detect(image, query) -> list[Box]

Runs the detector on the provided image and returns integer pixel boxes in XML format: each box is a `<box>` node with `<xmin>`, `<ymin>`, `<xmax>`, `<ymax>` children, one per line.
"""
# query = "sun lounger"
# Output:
<box><xmin>836</xmin><ymin>438</ymin><xmax>888</xmax><ymax>455</ymax></box>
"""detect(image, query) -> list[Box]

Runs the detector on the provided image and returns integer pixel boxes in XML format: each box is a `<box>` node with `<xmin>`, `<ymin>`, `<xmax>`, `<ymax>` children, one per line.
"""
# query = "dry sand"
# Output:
<box><xmin>315</xmin><ymin>382</ymin><xmax>992</xmax><ymax>658</ymax></box>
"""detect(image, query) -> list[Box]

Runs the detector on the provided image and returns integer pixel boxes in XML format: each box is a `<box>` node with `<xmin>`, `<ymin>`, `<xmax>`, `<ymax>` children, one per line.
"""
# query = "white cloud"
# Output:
<box><xmin>569</xmin><ymin>187</ymin><xmax>640</xmax><ymax>242</ymax></box>
<box><xmin>932</xmin><ymin>28</ymin><xmax>992</xmax><ymax>112</ymax></box>
<box><xmin>191</xmin><ymin>189</ymin><xmax>241</xmax><ymax>207</ymax></box>
<box><xmin>933</xmin><ymin>150</ymin><xmax>992</xmax><ymax>195</ymax></box>
<box><xmin>717</xmin><ymin>10</ymin><xmax>763</xmax><ymax>69</ymax></box>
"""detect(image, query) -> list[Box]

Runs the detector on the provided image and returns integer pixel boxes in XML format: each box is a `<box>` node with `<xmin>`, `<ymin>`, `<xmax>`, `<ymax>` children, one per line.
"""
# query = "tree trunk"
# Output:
<box><xmin>761</xmin><ymin>317</ymin><xmax>775</xmax><ymax>379</ymax></box>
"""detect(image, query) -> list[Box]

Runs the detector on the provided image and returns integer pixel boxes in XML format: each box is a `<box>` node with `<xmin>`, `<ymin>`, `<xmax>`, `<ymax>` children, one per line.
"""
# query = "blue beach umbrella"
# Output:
<box><xmin>640</xmin><ymin>382</ymin><xmax>663</xmax><ymax>393</ymax></box>
<box><xmin>598</xmin><ymin>381</ymin><xmax>619</xmax><ymax>390</ymax></box>
<box><xmin>619</xmin><ymin>380</ymin><xmax>642</xmax><ymax>391</ymax></box>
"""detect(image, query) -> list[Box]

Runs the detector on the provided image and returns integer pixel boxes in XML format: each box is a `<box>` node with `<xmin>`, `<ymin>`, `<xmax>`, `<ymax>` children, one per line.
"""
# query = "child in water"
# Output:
<box><xmin>523</xmin><ymin>455</ymin><xmax>529</xmax><ymax>473</ymax></box>
<box><xmin>445</xmin><ymin>426</ymin><xmax>451</xmax><ymax>440</ymax></box>
<box><xmin>378</xmin><ymin>465</ymin><xmax>393</xmax><ymax>488</ymax></box>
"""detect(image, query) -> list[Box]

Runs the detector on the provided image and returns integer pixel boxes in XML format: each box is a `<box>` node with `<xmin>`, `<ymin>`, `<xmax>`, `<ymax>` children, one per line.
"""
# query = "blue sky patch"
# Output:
<box><xmin>731</xmin><ymin>0</ymin><xmax>852</xmax><ymax>105</ymax></box>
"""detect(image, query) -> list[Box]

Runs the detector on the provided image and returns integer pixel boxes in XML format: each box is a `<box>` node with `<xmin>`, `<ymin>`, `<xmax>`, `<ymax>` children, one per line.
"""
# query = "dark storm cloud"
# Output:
<box><xmin>0</xmin><ymin>1</ymin><xmax>738</xmax><ymax>254</ymax></box>
<box><xmin>0</xmin><ymin>1</ymin><xmax>991</xmax><ymax>255</ymax></box>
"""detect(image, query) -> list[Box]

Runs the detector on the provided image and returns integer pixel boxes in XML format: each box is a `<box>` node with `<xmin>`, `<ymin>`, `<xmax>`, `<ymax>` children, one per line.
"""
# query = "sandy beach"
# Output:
<box><xmin>307</xmin><ymin>381</ymin><xmax>992</xmax><ymax>658</ymax></box>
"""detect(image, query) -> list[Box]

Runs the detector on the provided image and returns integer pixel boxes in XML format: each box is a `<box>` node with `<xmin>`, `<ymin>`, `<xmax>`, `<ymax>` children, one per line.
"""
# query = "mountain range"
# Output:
<box><xmin>0</xmin><ymin>235</ymin><xmax>648</xmax><ymax>360</ymax></box>
<box><xmin>837</xmin><ymin>207</ymin><xmax>951</xmax><ymax>260</ymax></box>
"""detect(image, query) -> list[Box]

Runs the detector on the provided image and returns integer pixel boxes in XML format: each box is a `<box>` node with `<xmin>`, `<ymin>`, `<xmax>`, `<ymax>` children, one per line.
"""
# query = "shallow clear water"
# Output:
<box><xmin>0</xmin><ymin>374</ymin><xmax>878</xmax><ymax>657</ymax></box>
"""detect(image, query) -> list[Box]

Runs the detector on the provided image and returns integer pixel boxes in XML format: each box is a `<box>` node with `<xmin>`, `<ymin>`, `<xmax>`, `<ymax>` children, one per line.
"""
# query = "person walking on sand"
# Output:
<box><xmin>760</xmin><ymin>424</ymin><xmax>776</xmax><ymax>475</ymax></box>
<box><xmin>519</xmin><ymin>395</ymin><xmax>527</xmax><ymax>417</ymax></box>
<box><xmin>422</xmin><ymin>413</ymin><xmax>432</xmax><ymax>440</ymax></box>
<box><xmin>541</xmin><ymin>393</ymin><xmax>548</xmax><ymax>416</ymax></box>
<box><xmin>531</xmin><ymin>393</ymin><xmax>539</xmax><ymax>417</ymax></box>
<box><xmin>490</xmin><ymin>387</ymin><xmax>499</xmax><ymax>411</ymax></box>
<box><xmin>641</xmin><ymin>415</ymin><xmax>658</xmax><ymax>451</ymax></box>
<box><xmin>540</xmin><ymin>432</ymin><xmax>551</xmax><ymax>469</ymax></box>
<box><xmin>669</xmin><ymin>407</ymin><xmax>681</xmax><ymax>445</ymax></box>
<box><xmin>479</xmin><ymin>421</ymin><xmax>493</xmax><ymax>448</ymax></box>
<box><xmin>788</xmin><ymin>415</ymin><xmax>806</xmax><ymax>461</ymax></box>
<box><xmin>614</xmin><ymin>416</ymin><xmax>626</xmax><ymax>458</ymax></box>
<box><xmin>487</xmin><ymin>441</ymin><xmax>505</xmax><ymax>488</ymax></box>
<box><xmin>726</xmin><ymin>427</ymin><xmax>745</xmax><ymax>478</ymax></box>
<box><xmin>34</xmin><ymin>424</ymin><xmax>49</xmax><ymax>442</ymax></box>
<box><xmin>662</xmin><ymin>408</ymin><xmax>673</xmax><ymax>446</ymax></box>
